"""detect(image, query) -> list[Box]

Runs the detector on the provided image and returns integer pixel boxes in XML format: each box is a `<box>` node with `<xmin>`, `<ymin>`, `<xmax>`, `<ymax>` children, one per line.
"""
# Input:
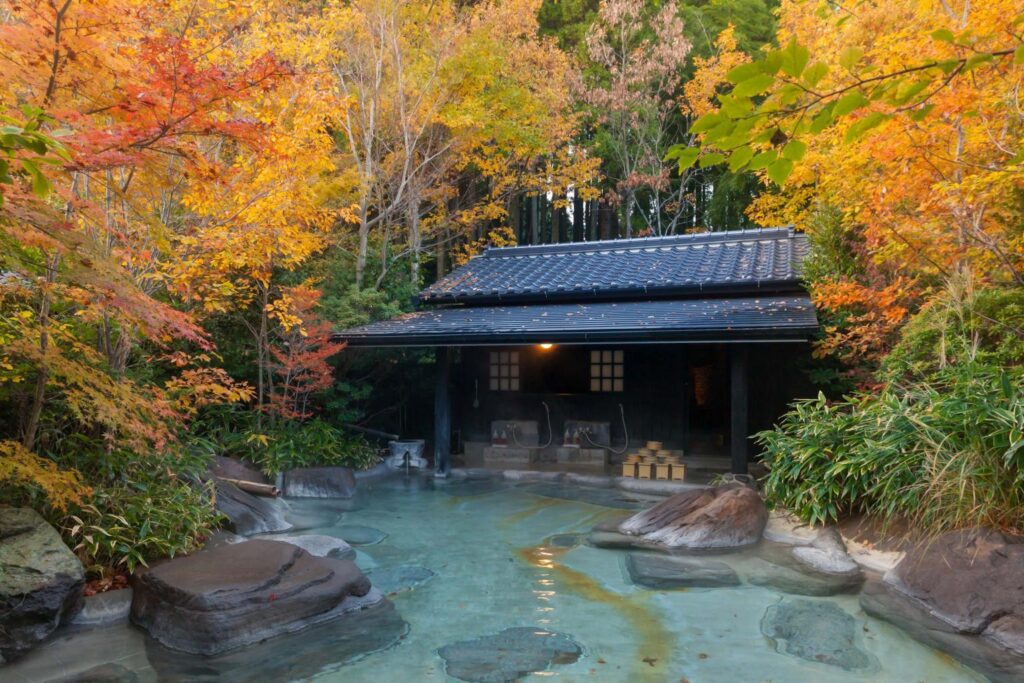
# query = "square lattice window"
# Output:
<box><xmin>489</xmin><ymin>351</ymin><xmax>520</xmax><ymax>391</ymax></box>
<box><xmin>590</xmin><ymin>350</ymin><xmax>624</xmax><ymax>392</ymax></box>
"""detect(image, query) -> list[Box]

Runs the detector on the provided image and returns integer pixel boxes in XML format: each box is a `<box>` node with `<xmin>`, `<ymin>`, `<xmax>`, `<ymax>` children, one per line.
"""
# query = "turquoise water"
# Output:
<box><xmin>5</xmin><ymin>476</ymin><xmax>986</xmax><ymax>682</ymax></box>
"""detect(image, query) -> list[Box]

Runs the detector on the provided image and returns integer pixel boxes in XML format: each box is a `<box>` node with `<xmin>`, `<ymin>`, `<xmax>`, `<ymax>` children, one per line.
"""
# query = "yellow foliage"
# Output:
<box><xmin>0</xmin><ymin>441</ymin><xmax>91</xmax><ymax>513</ymax></box>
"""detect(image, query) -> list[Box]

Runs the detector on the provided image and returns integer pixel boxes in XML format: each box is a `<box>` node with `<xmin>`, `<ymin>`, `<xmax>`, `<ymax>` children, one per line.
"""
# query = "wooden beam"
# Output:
<box><xmin>730</xmin><ymin>345</ymin><xmax>749</xmax><ymax>475</ymax></box>
<box><xmin>434</xmin><ymin>346</ymin><xmax>452</xmax><ymax>476</ymax></box>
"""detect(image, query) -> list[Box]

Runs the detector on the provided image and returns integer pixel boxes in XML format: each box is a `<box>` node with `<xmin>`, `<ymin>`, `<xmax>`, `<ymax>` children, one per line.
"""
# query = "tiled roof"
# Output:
<box><xmin>337</xmin><ymin>295</ymin><xmax>818</xmax><ymax>347</ymax></box>
<box><xmin>419</xmin><ymin>228</ymin><xmax>807</xmax><ymax>305</ymax></box>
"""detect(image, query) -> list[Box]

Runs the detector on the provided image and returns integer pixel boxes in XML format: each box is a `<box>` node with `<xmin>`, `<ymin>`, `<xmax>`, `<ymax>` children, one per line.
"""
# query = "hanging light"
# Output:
<box><xmin>538</xmin><ymin>343</ymin><xmax>554</xmax><ymax>350</ymax></box>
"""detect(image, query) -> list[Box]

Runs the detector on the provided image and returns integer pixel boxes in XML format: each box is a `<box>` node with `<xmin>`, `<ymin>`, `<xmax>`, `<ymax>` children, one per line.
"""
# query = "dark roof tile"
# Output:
<box><xmin>419</xmin><ymin>227</ymin><xmax>807</xmax><ymax>304</ymax></box>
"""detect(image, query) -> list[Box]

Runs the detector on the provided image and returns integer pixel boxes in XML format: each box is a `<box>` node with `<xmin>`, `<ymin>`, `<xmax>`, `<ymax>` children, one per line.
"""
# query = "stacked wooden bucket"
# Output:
<box><xmin>621</xmin><ymin>441</ymin><xmax>686</xmax><ymax>481</ymax></box>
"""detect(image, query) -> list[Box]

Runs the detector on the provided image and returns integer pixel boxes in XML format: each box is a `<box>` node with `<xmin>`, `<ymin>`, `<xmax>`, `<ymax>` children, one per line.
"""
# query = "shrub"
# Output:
<box><xmin>67</xmin><ymin>475</ymin><xmax>222</xmax><ymax>574</ymax></box>
<box><xmin>758</xmin><ymin>363</ymin><xmax>1024</xmax><ymax>534</ymax></box>
<box><xmin>244</xmin><ymin>418</ymin><xmax>379</xmax><ymax>476</ymax></box>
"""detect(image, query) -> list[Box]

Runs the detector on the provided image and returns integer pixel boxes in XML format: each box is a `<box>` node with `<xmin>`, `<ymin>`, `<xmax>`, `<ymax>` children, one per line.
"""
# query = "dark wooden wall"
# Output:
<box><xmin>450</xmin><ymin>342</ymin><xmax>815</xmax><ymax>459</ymax></box>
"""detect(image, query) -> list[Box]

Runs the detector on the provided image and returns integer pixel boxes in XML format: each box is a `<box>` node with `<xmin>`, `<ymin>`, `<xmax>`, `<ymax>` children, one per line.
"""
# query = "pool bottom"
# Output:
<box><xmin>3</xmin><ymin>476</ymin><xmax>988</xmax><ymax>683</ymax></box>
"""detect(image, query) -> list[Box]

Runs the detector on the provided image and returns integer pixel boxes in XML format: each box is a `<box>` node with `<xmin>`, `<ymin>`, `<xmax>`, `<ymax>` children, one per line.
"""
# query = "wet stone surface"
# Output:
<box><xmin>438</xmin><ymin>627</ymin><xmax>583</xmax><ymax>683</ymax></box>
<box><xmin>283</xmin><ymin>501</ymin><xmax>353</xmax><ymax>531</ymax></box>
<box><xmin>625</xmin><ymin>552</ymin><xmax>740</xmax><ymax>589</ymax></box>
<box><xmin>522</xmin><ymin>482</ymin><xmax>658</xmax><ymax>509</ymax></box>
<box><xmin>145</xmin><ymin>599</ymin><xmax>407</xmax><ymax>682</ymax></box>
<box><xmin>368</xmin><ymin>565</ymin><xmax>436</xmax><ymax>595</ymax></box>
<box><xmin>761</xmin><ymin>599</ymin><xmax>877</xmax><ymax>672</ymax></box>
<box><xmin>46</xmin><ymin>662</ymin><xmax>139</xmax><ymax>682</ymax></box>
<box><xmin>546</xmin><ymin>533</ymin><xmax>583</xmax><ymax>549</ymax></box>
<box><xmin>334</xmin><ymin>524</ymin><xmax>388</xmax><ymax>545</ymax></box>
<box><xmin>746</xmin><ymin>543</ymin><xmax>864</xmax><ymax>597</ymax></box>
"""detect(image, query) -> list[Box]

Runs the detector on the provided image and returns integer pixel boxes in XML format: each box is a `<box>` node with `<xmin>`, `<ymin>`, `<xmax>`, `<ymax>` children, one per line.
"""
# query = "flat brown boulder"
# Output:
<box><xmin>131</xmin><ymin>539</ymin><xmax>376</xmax><ymax>655</ymax></box>
<box><xmin>616</xmin><ymin>484</ymin><xmax>767</xmax><ymax>550</ymax></box>
<box><xmin>861</xmin><ymin>528</ymin><xmax>1024</xmax><ymax>683</ymax></box>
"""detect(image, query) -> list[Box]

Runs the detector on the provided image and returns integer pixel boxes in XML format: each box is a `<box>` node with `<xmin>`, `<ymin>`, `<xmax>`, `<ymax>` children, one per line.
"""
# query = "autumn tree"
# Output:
<box><xmin>581</xmin><ymin>0</ymin><xmax>693</xmax><ymax>236</ymax></box>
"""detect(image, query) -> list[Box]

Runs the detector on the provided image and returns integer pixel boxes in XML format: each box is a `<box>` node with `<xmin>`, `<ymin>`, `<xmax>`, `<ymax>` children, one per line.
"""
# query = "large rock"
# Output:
<box><xmin>209</xmin><ymin>455</ymin><xmax>268</xmax><ymax>484</ymax></box>
<box><xmin>860</xmin><ymin>528</ymin><xmax>1024</xmax><ymax>683</ymax></box>
<box><xmin>130</xmin><ymin>539</ymin><xmax>376</xmax><ymax>655</ymax></box>
<box><xmin>0</xmin><ymin>508</ymin><xmax>85</xmax><ymax>662</ymax></box>
<box><xmin>214</xmin><ymin>480</ymin><xmax>291</xmax><ymax>536</ymax></box>
<box><xmin>747</xmin><ymin>544</ymin><xmax>863</xmax><ymax>597</ymax></box>
<box><xmin>761</xmin><ymin>599</ymin><xmax>877</xmax><ymax>672</ymax></box>
<box><xmin>283</xmin><ymin>466</ymin><xmax>356</xmax><ymax>498</ymax></box>
<box><xmin>144</xmin><ymin>599</ymin><xmax>407</xmax><ymax>682</ymax></box>
<box><xmin>70</xmin><ymin>589</ymin><xmax>133</xmax><ymax>627</ymax></box>
<box><xmin>616</xmin><ymin>484</ymin><xmax>767</xmax><ymax>549</ymax></box>
<box><xmin>625</xmin><ymin>553</ymin><xmax>740</xmax><ymax>589</ymax></box>
<box><xmin>438</xmin><ymin>627</ymin><xmax>582</xmax><ymax>683</ymax></box>
<box><xmin>255</xmin><ymin>533</ymin><xmax>356</xmax><ymax>560</ymax></box>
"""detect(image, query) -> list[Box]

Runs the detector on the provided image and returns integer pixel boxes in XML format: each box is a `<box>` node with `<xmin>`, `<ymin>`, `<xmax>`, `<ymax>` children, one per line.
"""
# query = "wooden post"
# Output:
<box><xmin>730</xmin><ymin>345</ymin><xmax>749</xmax><ymax>475</ymax></box>
<box><xmin>434</xmin><ymin>346</ymin><xmax>452</xmax><ymax>476</ymax></box>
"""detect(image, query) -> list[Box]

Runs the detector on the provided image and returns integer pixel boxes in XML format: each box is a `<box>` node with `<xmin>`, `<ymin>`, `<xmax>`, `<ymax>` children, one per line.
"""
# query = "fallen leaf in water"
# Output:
<box><xmin>642</xmin><ymin>657</ymin><xmax>658</xmax><ymax>667</ymax></box>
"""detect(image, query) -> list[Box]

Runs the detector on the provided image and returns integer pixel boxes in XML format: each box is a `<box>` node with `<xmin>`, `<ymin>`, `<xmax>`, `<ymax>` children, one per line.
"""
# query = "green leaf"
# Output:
<box><xmin>782</xmin><ymin>140</ymin><xmax>807</xmax><ymax>161</ymax></box>
<box><xmin>733</xmin><ymin>73</ymin><xmax>775</xmax><ymax>98</ymax></box>
<box><xmin>810</xmin><ymin>103</ymin><xmax>836</xmax><ymax>133</ymax></box>
<box><xmin>931</xmin><ymin>28</ymin><xmax>955</xmax><ymax>43</ymax></box>
<box><xmin>719</xmin><ymin>95</ymin><xmax>753</xmax><ymax>119</ymax></box>
<box><xmin>748</xmin><ymin>150</ymin><xmax>777</xmax><ymax>170</ymax></box>
<box><xmin>1015</xmin><ymin>45</ymin><xmax>1024</xmax><ymax>65</ymax></box>
<box><xmin>689</xmin><ymin>113</ymin><xmax>723</xmax><ymax>135</ymax></box>
<box><xmin>803</xmin><ymin>62</ymin><xmax>828</xmax><ymax>88</ymax></box>
<box><xmin>833</xmin><ymin>91</ymin><xmax>869</xmax><ymax>117</ymax></box>
<box><xmin>728</xmin><ymin>145</ymin><xmax>755</xmax><ymax>172</ymax></box>
<box><xmin>844</xmin><ymin>112</ymin><xmax>890</xmax><ymax>143</ymax></box>
<box><xmin>839</xmin><ymin>46</ymin><xmax>864</xmax><ymax>71</ymax></box>
<box><xmin>704</xmin><ymin>120</ymin><xmax>736</xmax><ymax>144</ymax></box>
<box><xmin>726</xmin><ymin>62</ymin><xmax>765</xmax><ymax>84</ymax></box>
<box><xmin>767</xmin><ymin>158</ymin><xmax>794</xmax><ymax>185</ymax></box>
<box><xmin>964</xmin><ymin>54</ymin><xmax>994</xmax><ymax>72</ymax></box>
<box><xmin>780</xmin><ymin>40</ymin><xmax>810</xmax><ymax>78</ymax></box>
<box><xmin>670</xmin><ymin>147</ymin><xmax>701</xmax><ymax>171</ymax></box>
<box><xmin>909</xmin><ymin>103</ymin><xmax>935</xmax><ymax>121</ymax></box>
<box><xmin>698</xmin><ymin>152</ymin><xmax>725</xmax><ymax>168</ymax></box>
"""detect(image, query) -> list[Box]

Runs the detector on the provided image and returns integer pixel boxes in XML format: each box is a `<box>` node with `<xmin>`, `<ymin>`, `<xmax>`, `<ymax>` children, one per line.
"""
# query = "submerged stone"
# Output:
<box><xmin>46</xmin><ymin>662</ymin><xmax>139</xmax><ymax>683</ymax></box>
<box><xmin>546</xmin><ymin>533</ymin><xmax>583</xmax><ymax>549</ymax></box>
<box><xmin>761</xmin><ymin>599</ymin><xmax>877</xmax><ymax>672</ymax></box>
<box><xmin>146</xmin><ymin>599</ymin><xmax>407</xmax><ymax>682</ymax></box>
<box><xmin>747</xmin><ymin>543</ymin><xmax>863</xmax><ymax>597</ymax></box>
<box><xmin>283</xmin><ymin>500</ymin><xmax>352</xmax><ymax>530</ymax></box>
<box><xmin>625</xmin><ymin>553</ymin><xmax>740</xmax><ymax>589</ymax></box>
<box><xmin>335</xmin><ymin>524</ymin><xmax>388</xmax><ymax>545</ymax></box>
<box><xmin>368</xmin><ymin>565</ymin><xmax>436</xmax><ymax>595</ymax></box>
<box><xmin>0</xmin><ymin>508</ymin><xmax>85</xmax><ymax>662</ymax></box>
<box><xmin>438</xmin><ymin>627</ymin><xmax>582</xmax><ymax>683</ymax></box>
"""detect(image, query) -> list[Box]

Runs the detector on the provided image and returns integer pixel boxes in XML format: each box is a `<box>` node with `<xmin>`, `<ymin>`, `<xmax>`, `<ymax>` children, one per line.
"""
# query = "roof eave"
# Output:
<box><xmin>416</xmin><ymin>279</ymin><xmax>807</xmax><ymax>307</ymax></box>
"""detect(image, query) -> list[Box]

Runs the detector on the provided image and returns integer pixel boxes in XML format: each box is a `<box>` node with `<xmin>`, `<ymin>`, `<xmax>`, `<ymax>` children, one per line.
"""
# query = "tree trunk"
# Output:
<box><xmin>22</xmin><ymin>252</ymin><xmax>60</xmax><ymax>451</ymax></box>
<box><xmin>356</xmin><ymin>200</ymin><xmax>370</xmax><ymax>290</ymax></box>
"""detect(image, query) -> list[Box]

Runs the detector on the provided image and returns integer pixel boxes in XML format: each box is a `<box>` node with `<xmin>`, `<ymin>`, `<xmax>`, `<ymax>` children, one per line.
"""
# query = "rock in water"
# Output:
<box><xmin>617</xmin><ymin>484</ymin><xmax>767</xmax><ymax>549</ymax></box>
<box><xmin>438</xmin><ymin>627</ymin><xmax>582</xmax><ymax>683</ymax></box>
<box><xmin>860</xmin><ymin>528</ymin><xmax>1024</xmax><ymax>683</ymax></box>
<box><xmin>214</xmin><ymin>480</ymin><xmax>291</xmax><ymax>536</ymax></box>
<box><xmin>283</xmin><ymin>466</ymin><xmax>356</xmax><ymax>498</ymax></box>
<box><xmin>255</xmin><ymin>533</ymin><xmax>356</xmax><ymax>560</ymax></box>
<box><xmin>335</xmin><ymin>524</ymin><xmax>388</xmax><ymax>545</ymax></box>
<box><xmin>45</xmin><ymin>662</ymin><xmax>139</xmax><ymax>682</ymax></box>
<box><xmin>625</xmin><ymin>553</ymin><xmax>740</xmax><ymax>589</ymax></box>
<box><xmin>130</xmin><ymin>539</ymin><xmax>376</xmax><ymax>655</ymax></box>
<box><xmin>145</xmin><ymin>598</ymin><xmax>407</xmax><ymax>682</ymax></box>
<box><xmin>367</xmin><ymin>564</ymin><xmax>436</xmax><ymax>595</ymax></box>
<box><xmin>761</xmin><ymin>599</ymin><xmax>877</xmax><ymax>671</ymax></box>
<box><xmin>0</xmin><ymin>508</ymin><xmax>85</xmax><ymax>662</ymax></box>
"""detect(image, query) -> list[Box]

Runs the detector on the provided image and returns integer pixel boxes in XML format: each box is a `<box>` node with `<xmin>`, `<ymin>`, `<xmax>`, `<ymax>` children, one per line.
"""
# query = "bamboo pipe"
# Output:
<box><xmin>216</xmin><ymin>477</ymin><xmax>280</xmax><ymax>498</ymax></box>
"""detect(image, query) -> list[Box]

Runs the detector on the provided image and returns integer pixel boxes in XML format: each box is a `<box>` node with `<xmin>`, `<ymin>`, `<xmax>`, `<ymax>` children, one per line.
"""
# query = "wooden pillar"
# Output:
<box><xmin>729</xmin><ymin>344</ymin><xmax>749</xmax><ymax>475</ymax></box>
<box><xmin>681</xmin><ymin>346</ymin><xmax>691</xmax><ymax>457</ymax></box>
<box><xmin>434</xmin><ymin>346</ymin><xmax>452</xmax><ymax>476</ymax></box>
<box><xmin>573</xmin><ymin>194</ymin><xmax>584</xmax><ymax>242</ymax></box>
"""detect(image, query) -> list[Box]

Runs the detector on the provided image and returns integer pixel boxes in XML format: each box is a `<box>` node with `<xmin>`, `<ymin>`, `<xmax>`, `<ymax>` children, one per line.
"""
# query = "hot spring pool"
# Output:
<box><xmin>5</xmin><ymin>475</ymin><xmax>987</xmax><ymax>682</ymax></box>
